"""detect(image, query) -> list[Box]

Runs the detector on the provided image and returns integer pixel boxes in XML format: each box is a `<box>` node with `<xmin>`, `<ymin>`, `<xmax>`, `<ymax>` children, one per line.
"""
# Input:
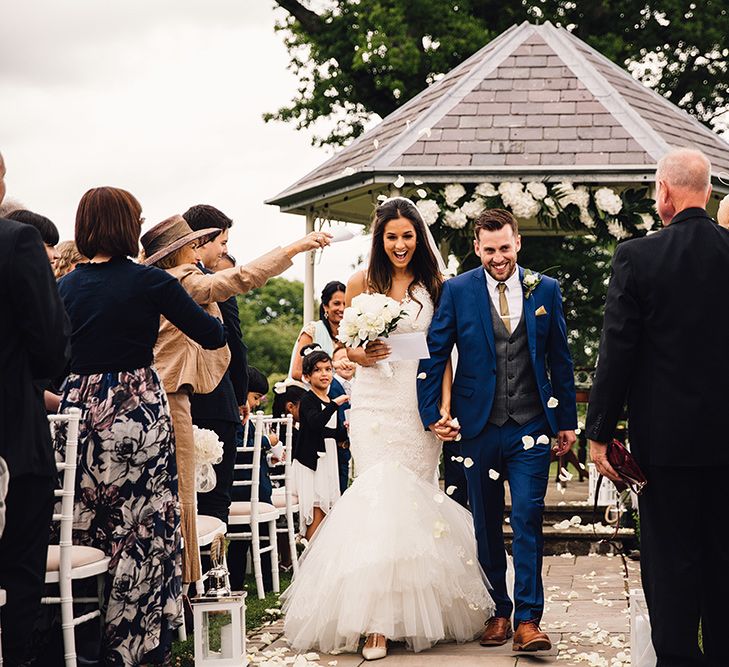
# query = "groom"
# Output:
<box><xmin>418</xmin><ymin>209</ymin><xmax>577</xmax><ymax>652</ymax></box>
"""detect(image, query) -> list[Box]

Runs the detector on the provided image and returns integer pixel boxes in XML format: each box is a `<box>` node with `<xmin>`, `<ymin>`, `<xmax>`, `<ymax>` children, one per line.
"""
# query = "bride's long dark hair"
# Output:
<box><xmin>367</xmin><ymin>197</ymin><xmax>443</xmax><ymax>307</ymax></box>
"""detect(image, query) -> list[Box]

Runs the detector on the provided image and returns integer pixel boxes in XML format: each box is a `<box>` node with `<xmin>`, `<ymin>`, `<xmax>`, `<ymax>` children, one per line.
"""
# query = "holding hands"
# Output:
<box><xmin>429</xmin><ymin>406</ymin><xmax>461</xmax><ymax>442</ymax></box>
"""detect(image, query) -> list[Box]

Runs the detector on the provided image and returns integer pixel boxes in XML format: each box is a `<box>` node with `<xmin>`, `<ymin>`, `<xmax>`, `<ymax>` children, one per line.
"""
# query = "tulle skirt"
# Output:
<box><xmin>282</xmin><ymin>461</ymin><xmax>494</xmax><ymax>653</ymax></box>
<box><xmin>291</xmin><ymin>437</ymin><xmax>341</xmax><ymax>533</ymax></box>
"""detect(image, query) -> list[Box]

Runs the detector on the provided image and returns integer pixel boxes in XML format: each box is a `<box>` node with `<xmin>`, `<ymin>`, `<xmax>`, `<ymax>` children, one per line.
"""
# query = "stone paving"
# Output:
<box><xmin>245</xmin><ymin>554</ymin><xmax>640</xmax><ymax>666</ymax></box>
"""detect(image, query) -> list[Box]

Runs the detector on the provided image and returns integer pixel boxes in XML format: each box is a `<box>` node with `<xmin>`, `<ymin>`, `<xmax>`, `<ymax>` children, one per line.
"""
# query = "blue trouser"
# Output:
<box><xmin>443</xmin><ymin>440</ymin><xmax>469</xmax><ymax>508</ymax></box>
<box><xmin>462</xmin><ymin>414</ymin><xmax>551</xmax><ymax>627</ymax></box>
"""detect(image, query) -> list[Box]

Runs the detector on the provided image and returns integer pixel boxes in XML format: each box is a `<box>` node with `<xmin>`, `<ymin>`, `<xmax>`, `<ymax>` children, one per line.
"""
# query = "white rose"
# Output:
<box><xmin>526</xmin><ymin>181</ymin><xmax>548</xmax><ymax>200</ymax></box>
<box><xmin>594</xmin><ymin>187</ymin><xmax>623</xmax><ymax>216</ymax></box>
<box><xmin>443</xmin><ymin>208</ymin><xmax>468</xmax><ymax>229</ymax></box>
<box><xmin>579</xmin><ymin>207</ymin><xmax>596</xmax><ymax>228</ymax></box>
<box><xmin>443</xmin><ymin>183</ymin><xmax>466</xmax><ymax>206</ymax></box>
<box><xmin>475</xmin><ymin>182</ymin><xmax>498</xmax><ymax>197</ymax></box>
<box><xmin>510</xmin><ymin>192</ymin><xmax>540</xmax><ymax>219</ymax></box>
<box><xmin>461</xmin><ymin>197</ymin><xmax>486</xmax><ymax>219</ymax></box>
<box><xmin>607</xmin><ymin>221</ymin><xmax>630</xmax><ymax>240</ymax></box>
<box><xmin>523</xmin><ymin>273</ymin><xmax>539</xmax><ymax>287</ymax></box>
<box><xmin>498</xmin><ymin>181</ymin><xmax>524</xmax><ymax>207</ymax></box>
<box><xmin>544</xmin><ymin>196</ymin><xmax>559</xmax><ymax>218</ymax></box>
<box><xmin>416</xmin><ymin>199</ymin><xmax>440</xmax><ymax>226</ymax></box>
<box><xmin>639</xmin><ymin>212</ymin><xmax>655</xmax><ymax>231</ymax></box>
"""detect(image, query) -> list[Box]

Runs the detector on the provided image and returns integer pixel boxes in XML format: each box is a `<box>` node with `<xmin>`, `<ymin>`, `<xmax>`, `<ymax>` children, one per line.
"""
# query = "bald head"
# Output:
<box><xmin>657</xmin><ymin>148</ymin><xmax>711</xmax><ymax>191</ymax></box>
<box><xmin>655</xmin><ymin>148</ymin><xmax>712</xmax><ymax>224</ymax></box>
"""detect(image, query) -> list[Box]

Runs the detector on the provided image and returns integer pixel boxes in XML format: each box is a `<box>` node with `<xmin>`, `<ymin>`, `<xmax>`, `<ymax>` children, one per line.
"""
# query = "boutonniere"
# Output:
<box><xmin>522</xmin><ymin>270</ymin><xmax>542</xmax><ymax>299</ymax></box>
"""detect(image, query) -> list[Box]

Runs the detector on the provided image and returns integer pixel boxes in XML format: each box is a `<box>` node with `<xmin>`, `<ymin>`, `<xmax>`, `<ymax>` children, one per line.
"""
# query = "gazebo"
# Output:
<box><xmin>266</xmin><ymin>21</ymin><xmax>729</xmax><ymax>321</ymax></box>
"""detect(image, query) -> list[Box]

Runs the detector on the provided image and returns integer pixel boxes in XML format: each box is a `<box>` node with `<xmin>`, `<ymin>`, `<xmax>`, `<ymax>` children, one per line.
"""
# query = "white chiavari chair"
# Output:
<box><xmin>43</xmin><ymin>408</ymin><xmax>110</xmax><ymax>667</ymax></box>
<box><xmin>268</xmin><ymin>415</ymin><xmax>299</xmax><ymax>574</ymax></box>
<box><xmin>228</xmin><ymin>412</ymin><xmax>281</xmax><ymax>599</ymax></box>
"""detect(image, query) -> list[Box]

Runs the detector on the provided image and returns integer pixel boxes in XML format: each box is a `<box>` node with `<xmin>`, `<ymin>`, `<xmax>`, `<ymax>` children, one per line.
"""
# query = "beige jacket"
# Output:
<box><xmin>154</xmin><ymin>247</ymin><xmax>293</xmax><ymax>394</ymax></box>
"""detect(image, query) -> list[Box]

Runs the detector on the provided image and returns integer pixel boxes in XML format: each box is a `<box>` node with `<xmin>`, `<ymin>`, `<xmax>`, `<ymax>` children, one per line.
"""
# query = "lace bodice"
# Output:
<box><xmin>348</xmin><ymin>284</ymin><xmax>439</xmax><ymax>481</ymax></box>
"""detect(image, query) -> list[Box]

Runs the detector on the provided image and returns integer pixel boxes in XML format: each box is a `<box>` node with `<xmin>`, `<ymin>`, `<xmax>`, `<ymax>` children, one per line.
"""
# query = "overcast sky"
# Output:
<box><xmin>0</xmin><ymin>0</ymin><xmax>370</xmax><ymax>290</ymax></box>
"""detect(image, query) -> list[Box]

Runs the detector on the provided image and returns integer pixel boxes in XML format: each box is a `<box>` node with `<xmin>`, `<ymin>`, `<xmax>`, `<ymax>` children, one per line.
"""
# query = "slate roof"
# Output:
<box><xmin>268</xmin><ymin>21</ymin><xmax>729</xmax><ymax>213</ymax></box>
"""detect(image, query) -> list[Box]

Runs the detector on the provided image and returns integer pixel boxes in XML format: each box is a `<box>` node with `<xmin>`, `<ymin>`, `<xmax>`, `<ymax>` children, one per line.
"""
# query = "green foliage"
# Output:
<box><xmin>271</xmin><ymin>0</ymin><xmax>729</xmax><ymax>147</ymax></box>
<box><xmin>238</xmin><ymin>277</ymin><xmax>304</xmax><ymax>378</ymax></box>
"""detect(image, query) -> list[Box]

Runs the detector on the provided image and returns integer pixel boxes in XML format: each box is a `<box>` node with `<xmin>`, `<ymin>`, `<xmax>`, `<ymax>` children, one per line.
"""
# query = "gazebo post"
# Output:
<box><xmin>304</xmin><ymin>209</ymin><xmax>316</xmax><ymax>324</ymax></box>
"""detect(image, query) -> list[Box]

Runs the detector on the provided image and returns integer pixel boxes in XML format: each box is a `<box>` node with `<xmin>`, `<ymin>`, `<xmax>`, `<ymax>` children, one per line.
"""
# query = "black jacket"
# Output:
<box><xmin>0</xmin><ymin>220</ymin><xmax>70</xmax><ymax>478</ymax></box>
<box><xmin>586</xmin><ymin>208</ymin><xmax>729</xmax><ymax>467</ymax></box>
<box><xmin>294</xmin><ymin>392</ymin><xmax>344</xmax><ymax>471</ymax></box>
<box><xmin>190</xmin><ymin>266</ymin><xmax>248</xmax><ymax>423</ymax></box>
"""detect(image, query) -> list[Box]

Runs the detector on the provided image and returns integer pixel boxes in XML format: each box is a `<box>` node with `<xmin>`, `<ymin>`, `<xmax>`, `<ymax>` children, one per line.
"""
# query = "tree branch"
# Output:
<box><xmin>274</xmin><ymin>0</ymin><xmax>324</xmax><ymax>35</ymax></box>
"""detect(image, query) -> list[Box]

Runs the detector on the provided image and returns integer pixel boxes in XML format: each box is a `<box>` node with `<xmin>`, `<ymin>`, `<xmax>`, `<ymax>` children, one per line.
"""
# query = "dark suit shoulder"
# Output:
<box><xmin>448</xmin><ymin>267</ymin><xmax>482</xmax><ymax>290</ymax></box>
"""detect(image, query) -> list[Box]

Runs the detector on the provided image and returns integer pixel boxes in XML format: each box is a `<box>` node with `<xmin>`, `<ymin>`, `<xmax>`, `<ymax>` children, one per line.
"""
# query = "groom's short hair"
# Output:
<box><xmin>474</xmin><ymin>208</ymin><xmax>518</xmax><ymax>239</ymax></box>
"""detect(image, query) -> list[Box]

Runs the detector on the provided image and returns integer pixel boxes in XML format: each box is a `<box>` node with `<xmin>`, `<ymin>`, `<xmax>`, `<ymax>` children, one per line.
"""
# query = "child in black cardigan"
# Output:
<box><xmin>292</xmin><ymin>344</ymin><xmax>349</xmax><ymax>540</ymax></box>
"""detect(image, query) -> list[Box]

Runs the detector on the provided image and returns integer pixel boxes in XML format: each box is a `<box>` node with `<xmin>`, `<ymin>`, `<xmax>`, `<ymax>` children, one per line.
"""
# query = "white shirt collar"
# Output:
<box><xmin>484</xmin><ymin>265</ymin><xmax>521</xmax><ymax>293</ymax></box>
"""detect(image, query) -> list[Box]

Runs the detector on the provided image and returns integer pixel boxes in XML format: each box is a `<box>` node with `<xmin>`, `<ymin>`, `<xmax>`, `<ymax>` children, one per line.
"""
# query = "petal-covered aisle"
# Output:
<box><xmin>246</xmin><ymin>553</ymin><xmax>640</xmax><ymax>666</ymax></box>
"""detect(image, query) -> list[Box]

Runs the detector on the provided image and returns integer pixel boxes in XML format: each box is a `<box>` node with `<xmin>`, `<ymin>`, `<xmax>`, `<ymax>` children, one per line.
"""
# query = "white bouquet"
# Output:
<box><xmin>193</xmin><ymin>425</ymin><xmax>224</xmax><ymax>493</ymax></box>
<box><xmin>337</xmin><ymin>293</ymin><xmax>408</xmax><ymax>376</ymax></box>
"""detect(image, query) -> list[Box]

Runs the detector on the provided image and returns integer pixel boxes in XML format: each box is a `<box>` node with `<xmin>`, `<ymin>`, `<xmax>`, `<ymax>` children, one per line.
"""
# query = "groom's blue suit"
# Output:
<box><xmin>418</xmin><ymin>265</ymin><xmax>577</xmax><ymax>627</ymax></box>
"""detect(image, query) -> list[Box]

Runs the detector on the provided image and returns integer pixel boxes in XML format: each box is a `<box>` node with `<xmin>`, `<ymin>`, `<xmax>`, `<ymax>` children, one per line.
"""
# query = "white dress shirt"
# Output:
<box><xmin>484</xmin><ymin>266</ymin><xmax>523</xmax><ymax>332</ymax></box>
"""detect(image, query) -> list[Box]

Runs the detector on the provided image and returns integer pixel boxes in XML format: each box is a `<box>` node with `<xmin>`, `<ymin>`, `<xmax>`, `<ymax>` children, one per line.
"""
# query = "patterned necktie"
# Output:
<box><xmin>497</xmin><ymin>282</ymin><xmax>511</xmax><ymax>334</ymax></box>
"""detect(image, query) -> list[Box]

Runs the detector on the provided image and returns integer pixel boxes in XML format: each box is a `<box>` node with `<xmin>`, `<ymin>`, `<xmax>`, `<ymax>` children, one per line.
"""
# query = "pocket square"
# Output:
<box><xmin>535</xmin><ymin>305</ymin><xmax>548</xmax><ymax>317</ymax></box>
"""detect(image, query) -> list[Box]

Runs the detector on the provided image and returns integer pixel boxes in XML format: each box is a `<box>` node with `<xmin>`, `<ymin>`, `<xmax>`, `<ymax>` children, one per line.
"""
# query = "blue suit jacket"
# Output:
<box><xmin>418</xmin><ymin>266</ymin><xmax>577</xmax><ymax>439</ymax></box>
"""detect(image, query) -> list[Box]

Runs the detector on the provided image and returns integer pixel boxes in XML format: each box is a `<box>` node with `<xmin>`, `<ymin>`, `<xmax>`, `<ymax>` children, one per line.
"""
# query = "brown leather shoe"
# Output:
<box><xmin>479</xmin><ymin>616</ymin><xmax>513</xmax><ymax>646</ymax></box>
<box><xmin>512</xmin><ymin>620</ymin><xmax>552</xmax><ymax>652</ymax></box>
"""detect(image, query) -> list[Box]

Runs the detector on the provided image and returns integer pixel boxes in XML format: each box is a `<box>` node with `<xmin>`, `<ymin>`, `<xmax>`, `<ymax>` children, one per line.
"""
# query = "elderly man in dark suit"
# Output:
<box><xmin>587</xmin><ymin>148</ymin><xmax>727</xmax><ymax>667</ymax></box>
<box><xmin>0</xmin><ymin>151</ymin><xmax>70</xmax><ymax>666</ymax></box>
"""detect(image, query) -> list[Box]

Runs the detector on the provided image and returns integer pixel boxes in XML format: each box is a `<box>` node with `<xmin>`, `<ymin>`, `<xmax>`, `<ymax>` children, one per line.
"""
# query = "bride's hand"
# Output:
<box><xmin>362</xmin><ymin>340</ymin><xmax>390</xmax><ymax>366</ymax></box>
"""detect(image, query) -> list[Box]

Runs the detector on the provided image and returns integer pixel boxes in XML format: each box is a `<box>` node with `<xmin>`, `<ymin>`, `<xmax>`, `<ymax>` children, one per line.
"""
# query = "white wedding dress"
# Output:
<box><xmin>282</xmin><ymin>285</ymin><xmax>494</xmax><ymax>653</ymax></box>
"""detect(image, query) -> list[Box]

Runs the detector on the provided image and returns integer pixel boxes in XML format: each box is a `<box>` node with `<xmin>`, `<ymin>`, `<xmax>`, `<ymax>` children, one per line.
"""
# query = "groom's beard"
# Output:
<box><xmin>484</xmin><ymin>259</ymin><xmax>517</xmax><ymax>282</ymax></box>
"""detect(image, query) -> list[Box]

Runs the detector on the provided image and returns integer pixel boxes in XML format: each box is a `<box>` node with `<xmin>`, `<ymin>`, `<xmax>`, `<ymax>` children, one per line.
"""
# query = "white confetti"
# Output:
<box><xmin>547</xmin><ymin>396</ymin><xmax>559</xmax><ymax>408</ymax></box>
<box><xmin>537</xmin><ymin>434</ymin><xmax>550</xmax><ymax>445</ymax></box>
<box><xmin>450</xmin><ymin>417</ymin><xmax>460</xmax><ymax>428</ymax></box>
<box><xmin>464</xmin><ymin>457</ymin><xmax>474</xmax><ymax>468</ymax></box>
<box><xmin>418</xmin><ymin>127</ymin><xmax>432</xmax><ymax>138</ymax></box>
<box><xmin>417</xmin><ymin>372</ymin><xmax>427</xmax><ymax>379</ymax></box>
<box><xmin>393</xmin><ymin>174</ymin><xmax>405</xmax><ymax>188</ymax></box>
<box><xmin>466</xmin><ymin>558</ymin><xmax>474</xmax><ymax>565</ymax></box>
<box><xmin>454</xmin><ymin>433</ymin><xmax>462</xmax><ymax>441</ymax></box>
<box><xmin>455</xmin><ymin>456</ymin><xmax>463</xmax><ymax>462</ymax></box>
<box><xmin>416</xmin><ymin>188</ymin><xmax>427</xmax><ymax>198</ymax></box>
<box><xmin>373</xmin><ymin>139</ymin><xmax>379</xmax><ymax>149</ymax></box>
<box><xmin>414</xmin><ymin>179</ymin><xmax>423</xmax><ymax>185</ymax></box>
<box><xmin>433</xmin><ymin>520</ymin><xmax>448</xmax><ymax>538</ymax></box>
<box><xmin>522</xmin><ymin>435</ymin><xmax>535</xmax><ymax>450</ymax></box>
<box><xmin>377</xmin><ymin>194</ymin><xmax>388</xmax><ymax>202</ymax></box>
<box><xmin>342</xmin><ymin>166</ymin><xmax>355</xmax><ymax>176</ymax></box>
<box><xmin>488</xmin><ymin>468</ymin><xmax>500</xmax><ymax>480</ymax></box>
<box><xmin>433</xmin><ymin>493</ymin><xmax>444</xmax><ymax>504</ymax></box>
<box><xmin>446</xmin><ymin>485</ymin><xmax>457</xmax><ymax>496</ymax></box>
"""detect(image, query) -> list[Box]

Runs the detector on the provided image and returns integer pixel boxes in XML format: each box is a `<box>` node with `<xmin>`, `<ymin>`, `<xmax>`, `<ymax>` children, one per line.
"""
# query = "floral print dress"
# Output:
<box><xmin>58</xmin><ymin>366</ymin><xmax>182</xmax><ymax>665</ymax></box>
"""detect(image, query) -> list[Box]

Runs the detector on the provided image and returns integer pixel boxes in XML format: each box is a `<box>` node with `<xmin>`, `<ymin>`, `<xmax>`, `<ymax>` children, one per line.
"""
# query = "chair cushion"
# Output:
<box><xmin>271</xmin><ymin>493</ymin><xmax>298</xmax><ymax>508</ymax></box>
<box><xmin>197</xmin><ymin>514</ymin><xmax>226</xmax><ymax>537</ymax></box>
<box><xmin>46</xmin><ymin>545</ymin><xmax>107</xmax><ymax>572</ymax></box>
<box><xmin>229</xmin><ymin>501</ymin><xmax>278</xmax><ymax>517</ymax></box>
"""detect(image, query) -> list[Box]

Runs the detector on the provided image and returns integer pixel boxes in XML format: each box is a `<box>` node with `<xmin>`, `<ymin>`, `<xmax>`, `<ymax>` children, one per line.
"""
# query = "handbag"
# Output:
<box><xmin>592</xmin><ymin>439</ymin><xmax>648</xmax><ymax>572</ymax></box>
<box><xmin>598</xmin><ymin>438</ymin><xmax>648</xmax><ymax>495</ymax></box>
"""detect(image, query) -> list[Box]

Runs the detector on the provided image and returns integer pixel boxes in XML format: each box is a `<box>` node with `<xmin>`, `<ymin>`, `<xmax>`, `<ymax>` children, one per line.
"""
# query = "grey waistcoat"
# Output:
<box><xmin>487</xmin><ymin>295</ymin><xmax>543</xmax><ymax>426</ymax></box>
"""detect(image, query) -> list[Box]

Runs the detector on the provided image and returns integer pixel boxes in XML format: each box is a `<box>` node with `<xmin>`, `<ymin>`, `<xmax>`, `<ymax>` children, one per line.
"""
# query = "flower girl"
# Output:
<box><xmin>291</xmin><ymin>344</ymin><xmax>349</xmax><ymax>540</ymax></box>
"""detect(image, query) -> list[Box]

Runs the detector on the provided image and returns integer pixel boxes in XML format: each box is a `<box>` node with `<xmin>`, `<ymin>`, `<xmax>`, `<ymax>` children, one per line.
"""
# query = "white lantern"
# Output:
<box><xmin>191</xmin><ymin>593</ymin><xmax>247</xmax><ymax>665</ymax></box>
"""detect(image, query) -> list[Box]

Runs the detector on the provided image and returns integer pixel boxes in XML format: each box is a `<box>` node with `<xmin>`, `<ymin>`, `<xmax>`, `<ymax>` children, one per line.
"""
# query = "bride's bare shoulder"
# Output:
<box><xmin>346</xmin><ymin>270</ymin><xmax>368</xmax><ymax>305</ymax></box>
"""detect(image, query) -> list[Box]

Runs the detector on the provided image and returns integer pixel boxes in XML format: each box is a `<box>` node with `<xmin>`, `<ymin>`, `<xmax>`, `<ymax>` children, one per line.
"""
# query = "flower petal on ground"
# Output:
<box><xmin>488</xmin><ymin>468</ymin><xmax>500</xmax><ymax>480</ymax></box>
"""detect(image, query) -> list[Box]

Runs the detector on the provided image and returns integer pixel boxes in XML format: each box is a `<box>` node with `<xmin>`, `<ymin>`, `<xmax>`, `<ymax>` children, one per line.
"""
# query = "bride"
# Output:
<box><xmin>282</xmin><ymin>197</ymin><xmax>494</xmax><ymax>660</ymax></box>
